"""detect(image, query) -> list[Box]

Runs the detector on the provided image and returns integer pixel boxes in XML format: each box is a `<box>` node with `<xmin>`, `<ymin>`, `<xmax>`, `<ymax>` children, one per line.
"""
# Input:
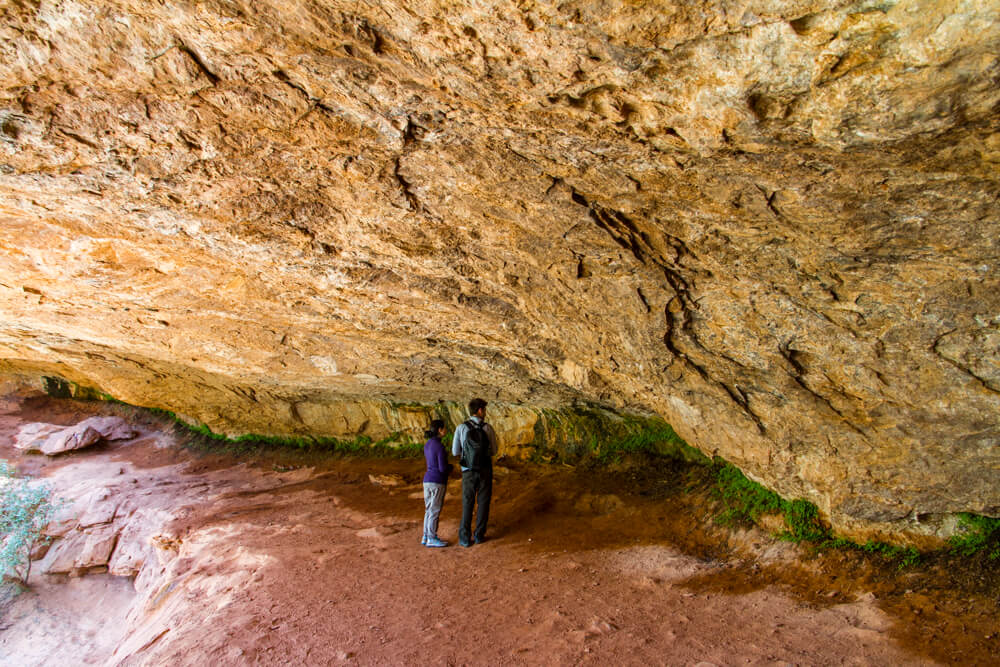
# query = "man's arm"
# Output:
<box><xmin>487</xmin><ymin>424</ymin><xmax>498</xmax><ymax>457</ymax></box>
<box><xmin>451</xmin><ymin>423</ymin><xmax>465</xmax><ymax>458</ymax></box>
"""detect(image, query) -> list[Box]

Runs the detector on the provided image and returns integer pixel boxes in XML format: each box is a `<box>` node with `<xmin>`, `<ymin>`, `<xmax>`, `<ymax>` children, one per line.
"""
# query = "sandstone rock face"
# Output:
<box><xmin>15</xmin><ymin>416</ymin><xmax>136</xmax><ymax>454</ymax></box>
<box><xmin>1</xmin><ymin>1</ymin><xmax>998</xmax><ymax>539</ymax></box>
<box><xmin>13</xmin><ymin>422</ymin><xmax>65</xmax><ymax>452</ymax></box>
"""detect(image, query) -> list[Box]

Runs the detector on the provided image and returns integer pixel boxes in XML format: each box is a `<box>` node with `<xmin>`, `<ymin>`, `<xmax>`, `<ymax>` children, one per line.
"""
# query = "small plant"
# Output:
<box><xmin>0</xmin><ymin>461</ymin><xmax>57</xmax><ymax>586</ymax></box>
<box><xmin>948</xmin><ymin>513</ymin><xmax>1000</xmax><ymax>559</ymax></box>
<box><xmin>782</xmin><ymin>498</ymin><xmax>829</xmax><ymax>542</ymax></box>
<box><xmin>856</xmin><ymin>540</ymin><xmax>921</xmax><ymax>568</ymax></box>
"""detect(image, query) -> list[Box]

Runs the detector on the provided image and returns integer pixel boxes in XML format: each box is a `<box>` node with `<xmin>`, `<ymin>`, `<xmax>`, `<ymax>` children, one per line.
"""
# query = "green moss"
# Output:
<box><xmin>711</xmin><ymin>459</ymin><xmax>920</xmax><ymax>567</ymax></box>
<box><xmin>40</xmin><ymin>376</ymin><xmax>122</xmax><ymax>403</ymax></box>
<box><xmin>57</xmin><ymin>384</ymin><xmax>432</xmax><ymax>458</ymax></box>
<box><xmin>595</xmin><ymin>417</ymin><xmax>705</xmax><ymax>464</ymax></box>
<box><xmin>782</xmin><ymin>499</ymin><xmax>830</xmax><ymax>542</ymax></box>
<box><xmin>41</xmin><ymin>376</ymin><xmax>72</xmax><ymax>398</ymax></box>
<box><xmin>535</xmin><ymin>405</ymin><xmax>708</xmax><ymax>466</ymax></box>
<box><xmin>712</xmin><ymin>460</ymin><xmax>827</xmax><ymax>543</ymax></box>
<box><xmin>713</xmin><ymin>461</ymin><xmax>785</xmax><ymax>525</ymax></box>
<box><xmin>860</xmin><ymin>541</ymin><xmax>922</xmax><ymax>568</ymax></box>
<box><xmin>948</xmin><ymin>513</ymin><xmax>1000</xmax><ymax>559</ymax></box>
<box><xmin>821</xmin><ymin>536</ymin><xmax>921</xmax><ymax>569</ymax></box>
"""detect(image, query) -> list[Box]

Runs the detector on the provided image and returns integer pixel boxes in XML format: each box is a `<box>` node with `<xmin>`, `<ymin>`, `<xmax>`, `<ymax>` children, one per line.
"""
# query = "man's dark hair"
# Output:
<box><xmin>468</xmin><ymin>398</ymin><xmax>488</xmax><ymax>416</ymax></box>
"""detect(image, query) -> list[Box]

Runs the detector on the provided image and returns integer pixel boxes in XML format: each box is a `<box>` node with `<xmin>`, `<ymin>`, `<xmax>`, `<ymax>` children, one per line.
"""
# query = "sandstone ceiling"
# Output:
<box><xmin>1</xmin><ymin>0</ymin><xmax>998</xmax><ymax>539</ymax></box>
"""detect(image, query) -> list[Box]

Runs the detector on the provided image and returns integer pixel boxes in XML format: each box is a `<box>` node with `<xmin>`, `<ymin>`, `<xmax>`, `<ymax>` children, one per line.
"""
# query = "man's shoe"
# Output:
<box><xmin>473</xmin><ymin>536</ymin><xmax>487</xmax><ymax>544</ymax></box>
<box><xmin>459</xmin><ymin>540</ymin><xmax>472</xmax><ymax>548</ymax></box>
<box><xmin>425</xmin><ymin>536</ymin><xmax>448</xmax><ymax>548</ymax></box>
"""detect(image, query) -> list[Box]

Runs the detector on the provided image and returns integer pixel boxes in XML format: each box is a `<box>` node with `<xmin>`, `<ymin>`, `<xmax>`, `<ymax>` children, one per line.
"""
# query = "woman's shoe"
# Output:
<box><xmin>425</xmin><ymin>536</ymin><xmax>449</xmax><ymax>548</ymax></box>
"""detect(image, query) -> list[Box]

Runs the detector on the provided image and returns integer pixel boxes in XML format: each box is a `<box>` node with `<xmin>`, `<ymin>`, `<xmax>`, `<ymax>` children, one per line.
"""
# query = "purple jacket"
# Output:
<box><xmin>423</xmin><ymin>436</ymin><xmax>451</xmax><ymax>484</ymax></box>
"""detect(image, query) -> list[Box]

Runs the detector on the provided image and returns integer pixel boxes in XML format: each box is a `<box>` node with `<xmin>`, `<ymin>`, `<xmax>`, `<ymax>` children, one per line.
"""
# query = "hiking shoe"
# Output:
<box><xmin>459</xmin><ymin>539</ymin><xmax>473</xmax><ymax>548</ymax></box>
<box><xmin>425</xmin><ymin>537</ymin><xmax>448</xmax><ymax>548</ymax></box>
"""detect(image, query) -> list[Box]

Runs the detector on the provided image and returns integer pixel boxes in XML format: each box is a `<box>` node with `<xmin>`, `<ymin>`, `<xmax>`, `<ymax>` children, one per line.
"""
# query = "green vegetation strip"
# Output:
<box><xmin>712</xmin><ymin>459</ymin><xmax>921</xmax><ymax>566</ymax></box>
<box><xmin>594</xmin><ymin>417</ymin><xmax>709</xmax><ymax>465</ymax></box>
<box><xmin>148</xmin><ymin>407</ymin><xmax>424</xmax><ymax>458</ymax></box>
<box><xmin>712</xmin><ymin>461</ymin><xmax>827</xmax><ymax>541</ymax></box>
<box><xmin>44</xmin><ymin>377</ymin><xmax>426</xmax><ymax>458</ymax></box>
<box><xmin>530</xmin><ymin>407</ymin><xmax>710</xmax><ymax>465</ymax></box>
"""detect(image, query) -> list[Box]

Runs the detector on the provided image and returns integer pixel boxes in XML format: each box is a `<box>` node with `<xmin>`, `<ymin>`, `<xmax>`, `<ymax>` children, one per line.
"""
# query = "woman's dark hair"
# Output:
<box><xmin>424</xmin><ymin>418</ymin><xmax>446</xmax><ymax>439</ymax></box>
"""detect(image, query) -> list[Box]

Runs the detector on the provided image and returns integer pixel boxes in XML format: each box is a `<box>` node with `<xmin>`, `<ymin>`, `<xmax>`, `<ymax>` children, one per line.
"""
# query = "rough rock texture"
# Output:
<box><xmin>14</xmin><ymin>416</ymin><xmax>137</xmax><ymax>454</ymax></box>
<box><xmin>0</xmin><ymin>0</ymin><xmax>998</xmax><ymax>539</ymax></box>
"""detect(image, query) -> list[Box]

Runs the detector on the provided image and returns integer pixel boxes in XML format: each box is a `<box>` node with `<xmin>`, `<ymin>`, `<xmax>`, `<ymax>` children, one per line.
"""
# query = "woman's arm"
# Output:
<box><xmin>435</xmin><ymin>441</ymin><xmax>451</xmax><ymax>475</ymax></box>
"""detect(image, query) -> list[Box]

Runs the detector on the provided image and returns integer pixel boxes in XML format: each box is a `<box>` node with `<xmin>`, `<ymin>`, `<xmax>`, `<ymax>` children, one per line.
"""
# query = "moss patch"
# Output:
<box><xmin>42</xmin><ymin>376</ymin><xmax>73</xmax><ymax>399</ymax></box>
<box><xmin>532</xmin><ymin>405</ymin><xmax>709</xmax><ymax>465</ymax></box>
<box><xmin>712</xmin><ymin>461</ymin><xmax>826</xmax><ymax>542</ymax></box>
<box><xmin>711</xmin><ymin>459</ymin><xmax>921</xmax><ymax>567</ymax></box>
<box><xmin>42</xmin><ymin>377</ymin><xmax>115</xmax><ymax>402</ymax></box>
<box><xmin>948</xmin><ymin>513</ymin><xmax>1000</xmax><ymax>559</ymax></box>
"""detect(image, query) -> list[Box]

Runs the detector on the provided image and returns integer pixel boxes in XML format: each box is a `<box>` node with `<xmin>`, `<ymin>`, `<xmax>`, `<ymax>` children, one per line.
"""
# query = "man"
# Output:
<box><xmin>451</xmin><ymin>397</ymin><xmax>499</xmax><ymax>547</ymax></box>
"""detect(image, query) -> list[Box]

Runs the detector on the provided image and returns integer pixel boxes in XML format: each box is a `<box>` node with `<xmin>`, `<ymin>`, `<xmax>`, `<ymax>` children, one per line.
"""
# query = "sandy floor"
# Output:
<box><xmin>0</xmin><ymin>395</ymin><xmax>997</xmax><ymax>666</ymax></box>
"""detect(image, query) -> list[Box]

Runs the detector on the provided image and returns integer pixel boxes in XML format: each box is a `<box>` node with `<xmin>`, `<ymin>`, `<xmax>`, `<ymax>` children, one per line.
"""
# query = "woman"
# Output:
<box><xmin>421</xmin><ymin>418</ymin><xmax>453</xmax><ymax>548</ymax></box>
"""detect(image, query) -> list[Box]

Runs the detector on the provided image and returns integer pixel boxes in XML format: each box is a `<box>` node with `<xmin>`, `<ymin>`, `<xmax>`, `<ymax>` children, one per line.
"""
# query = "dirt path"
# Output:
<box><xmin>0</xmin><ymin>395</ymin><xmax>997</xmax><ymax>665</ymax></box>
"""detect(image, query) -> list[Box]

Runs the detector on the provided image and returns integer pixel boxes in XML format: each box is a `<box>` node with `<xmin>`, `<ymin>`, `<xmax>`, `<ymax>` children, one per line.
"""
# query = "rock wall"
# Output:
<box><xmin>1</xmin><ymin>0</ymin><xmax>998</xmax><ymax>540</ymax></box>
<box><xmin>2</xmin><ymin>373</ymin><xmax>699</xmax><ymax>467</ymax></box>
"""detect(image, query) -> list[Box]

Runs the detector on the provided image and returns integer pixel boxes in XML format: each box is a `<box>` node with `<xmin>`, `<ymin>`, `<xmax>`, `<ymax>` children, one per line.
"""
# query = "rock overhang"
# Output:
<box><xmin>0</xmin><ymin>0</ymin><xmax>998</xmax><ymax>540</ymax></box>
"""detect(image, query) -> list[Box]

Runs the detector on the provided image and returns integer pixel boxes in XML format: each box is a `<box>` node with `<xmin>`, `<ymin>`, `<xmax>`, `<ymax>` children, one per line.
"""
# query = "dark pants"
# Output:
<box><xmin>459</xmin><ymin>468</ymin><xmax>493</xmax><ymax>544</ymax></box>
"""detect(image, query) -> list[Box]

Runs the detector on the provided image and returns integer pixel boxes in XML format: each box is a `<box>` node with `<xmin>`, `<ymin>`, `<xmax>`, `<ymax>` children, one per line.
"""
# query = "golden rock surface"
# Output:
<box><xmin>1</xmin><ymin>0</ymin><xmax>998</xmax><ymax>539</ymax></box>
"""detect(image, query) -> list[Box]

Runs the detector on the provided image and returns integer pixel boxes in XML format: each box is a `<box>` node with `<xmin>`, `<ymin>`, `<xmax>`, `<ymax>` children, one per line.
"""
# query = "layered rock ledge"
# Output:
<box><xmin>1</xmin><ymin>0</ymin><xmax>998</xmax><ymax>540</ymax></box>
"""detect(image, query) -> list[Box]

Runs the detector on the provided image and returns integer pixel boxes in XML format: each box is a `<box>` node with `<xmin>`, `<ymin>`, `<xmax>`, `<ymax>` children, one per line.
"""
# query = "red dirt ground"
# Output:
<box><xmin>1</xmin><ymin>394</ymin><xmax>997</xmax><ymax>665</ymax></box>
